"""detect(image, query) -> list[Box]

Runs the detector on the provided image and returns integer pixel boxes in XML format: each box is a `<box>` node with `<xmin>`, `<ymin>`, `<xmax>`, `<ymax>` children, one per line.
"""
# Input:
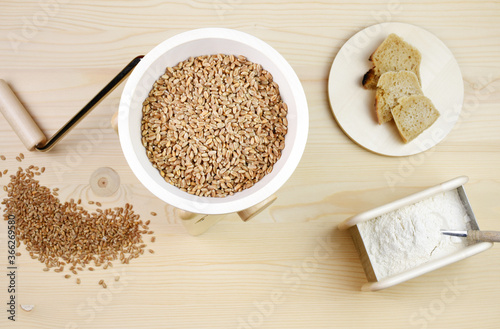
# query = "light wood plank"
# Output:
<box><xmin>1</xmin><ymin>1</ymin><xmax>500</xmax><ymax>328</ymax></box>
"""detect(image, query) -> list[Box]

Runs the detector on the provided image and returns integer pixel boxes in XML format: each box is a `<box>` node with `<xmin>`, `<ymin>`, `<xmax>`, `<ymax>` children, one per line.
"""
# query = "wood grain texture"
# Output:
<box><xmin>1</xmin><ymin>1</ymin><xmax>500</xmax><ymax>328</ymax></box>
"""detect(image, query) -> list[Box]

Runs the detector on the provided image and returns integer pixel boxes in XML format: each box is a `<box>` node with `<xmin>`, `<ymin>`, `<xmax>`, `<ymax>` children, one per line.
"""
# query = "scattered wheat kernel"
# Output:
<box><xmin>65</xmin><ymin>274</ymin><xmax>71</xmax><ymax>279</ymax></box>
<box><xmin>96</xmin><ymin>202</ymin><xmax>102</xmax><ymax>207</ymax></box>
<box><xmin>149</xmin><ymin>249</ymin><xmax>154</xmax><ymax>254</ymax></box>
<box><xmin>2</xmin><ymin>165</ymin><xmax>153</xmax><ymax>284</ymax></box>
<box><xmin>151</xmin><ymin>237</ymin><xmax>156</xmax><ymax>243</ymax></box>
<box><xmin>15</xmin><ymin>252</ymin><xmax>21</xmax><ymax>256</ymax></box>
<box><xmin>98</xmin><ymin>279</ymin><xmax>104</xmax><ymax>285</ymax></box>
<box><xmin>76</xmin><ymin>278</ymin><xmax>81</xmax><ymax>284</ymax></box>
<box><xmin>150</xmin><ymin>212</ymin><xmax>157</xmax><ymax>216</ymax></box>
<box><xmin>145</xmin><ymin>220</ymin><xmax>151</xmax><ymax>225</ymax></box>
<box><xmin>3</xmin><ymin>169</ymin><xmax>7</xmax><ymax>174</ymax></box>
<box><xmin>88</xmin><ymin>201</ymin><xmax>94</xmax><ymax>204</ymax></box>
<box><xmin>0</xmin><ymin>155</ymin><xmax>5</xmax><ymax>160</ymax></box>
<box><xmin>115</xmin><ymin>276</ymin><xmax>120</xmax><ymax>282</ymax></box>
<box><xmin>16</xmin><ymin>156</ymin><xmax>21</xmax><ymax>162</ymax></box>
<box><xmin>102</xmin><ymin>283</ymin><xmax>107</xmax><ymax>289</ymax></box>
<box><xmin>41</xmin><ymin>167</ymin><xmax>45</xmax><ymax>173</ymax></box>
<box><xmin>19</xmin><ymin>153</ymin><xmax>24</xmax><ymax>159</ymax></box>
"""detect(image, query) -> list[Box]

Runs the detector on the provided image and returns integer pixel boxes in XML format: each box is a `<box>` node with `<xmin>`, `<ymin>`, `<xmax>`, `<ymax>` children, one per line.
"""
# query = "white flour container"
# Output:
<box><xmin>338</xmin><ymin>176</ymin><xmax>493</xmax><ymax>291</ymax></box>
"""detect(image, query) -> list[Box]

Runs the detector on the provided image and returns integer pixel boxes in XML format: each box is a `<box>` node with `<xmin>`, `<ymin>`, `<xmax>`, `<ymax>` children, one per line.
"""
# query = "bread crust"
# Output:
<box><xmin>374</xmin><ymin>90</ymin><xmax>384</xmax><ymax>124</ymax></box>
<box><xmin>374</xmin><ymin>93</ymin><xmax>383</xmax><ymax>124</ymax></box>
<box><xmin>362</xmin><ymin>68</ymin><xmax>377</xmax><ymax>89</ymax></box>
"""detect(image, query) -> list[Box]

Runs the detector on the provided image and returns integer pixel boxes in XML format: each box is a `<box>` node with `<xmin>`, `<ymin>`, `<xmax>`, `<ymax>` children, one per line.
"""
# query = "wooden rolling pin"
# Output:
<box><xmin>0</xmin><ymin>56</ymin><xmax>142</xmax><ymax>151</ymax></box>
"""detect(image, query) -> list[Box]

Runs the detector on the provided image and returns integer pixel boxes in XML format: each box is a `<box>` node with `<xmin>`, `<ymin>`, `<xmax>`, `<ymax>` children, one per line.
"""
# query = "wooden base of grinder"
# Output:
<box><xmin>176</xmin><ymin>195</ymin><xmax>277</xmax><ymax>236</ymax></box>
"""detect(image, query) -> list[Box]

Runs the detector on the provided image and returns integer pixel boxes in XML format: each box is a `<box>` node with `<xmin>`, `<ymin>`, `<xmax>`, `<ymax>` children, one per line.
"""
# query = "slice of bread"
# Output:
<box><xmin>391</xmin><ymin>95</ymin><xmax>440</xmax><ymax>143</ymax></box>
<box><xmin>363</xmin><ymin>34</ymin><xmax>422</xmax><ymax>89</ymax></box>
<box><xmin>375</xmin><ymin>71</ymin><xmax>423</xmax><ymax>124</ymax></box>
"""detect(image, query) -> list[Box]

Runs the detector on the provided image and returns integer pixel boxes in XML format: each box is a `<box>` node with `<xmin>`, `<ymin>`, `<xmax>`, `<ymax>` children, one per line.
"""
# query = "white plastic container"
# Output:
<box><xmin>118</xmin><ymin>28</ymin><xmax>308</xmax><ymax>215</ymax></box>
<box><xmin>338</xmin><ymin>176</ymin><xmax>493</xmax><ymax>291</ymax></box>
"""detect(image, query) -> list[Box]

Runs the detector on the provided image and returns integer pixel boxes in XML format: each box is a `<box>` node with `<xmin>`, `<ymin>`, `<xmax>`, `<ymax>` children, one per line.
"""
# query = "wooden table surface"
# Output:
<box><xmin>1</xmin><ymin>1</ymin><xmax>500</xmax><ymax>328</ymax></box>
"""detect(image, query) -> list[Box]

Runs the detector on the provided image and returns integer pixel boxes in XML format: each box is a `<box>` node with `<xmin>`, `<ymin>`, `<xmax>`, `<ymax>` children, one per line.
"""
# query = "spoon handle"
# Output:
<box><xmin>468</xmin><ymin>230</ymin><xmax>500</xmax><ymax>243</ymax></box>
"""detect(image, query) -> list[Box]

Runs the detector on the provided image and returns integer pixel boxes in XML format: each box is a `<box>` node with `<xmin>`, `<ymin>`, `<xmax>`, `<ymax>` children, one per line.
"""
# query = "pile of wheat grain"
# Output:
<box><xmin>1</xmin><ymin>163</ymin><xmax>154</xmax><ymax>285</ymax></box>
<box><xmin>141</xmin><ymin>54</ymin><xmax>288</xmax><ymax>197</ymax></box>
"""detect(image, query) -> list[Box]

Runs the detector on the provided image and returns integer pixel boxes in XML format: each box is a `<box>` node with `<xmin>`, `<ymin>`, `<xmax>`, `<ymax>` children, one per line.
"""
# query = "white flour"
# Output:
<box><xmin>357</xmin><ymin>189</ymin><xmax>470</xmax><ymax>279</ymax></box>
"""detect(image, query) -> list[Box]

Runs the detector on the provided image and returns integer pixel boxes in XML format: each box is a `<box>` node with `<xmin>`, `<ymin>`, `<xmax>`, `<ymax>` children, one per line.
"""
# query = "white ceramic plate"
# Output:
<box><xmin>328</xmin><ymin>22</ymin><xmax>464</xmax><ymax>156</ymax></box>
